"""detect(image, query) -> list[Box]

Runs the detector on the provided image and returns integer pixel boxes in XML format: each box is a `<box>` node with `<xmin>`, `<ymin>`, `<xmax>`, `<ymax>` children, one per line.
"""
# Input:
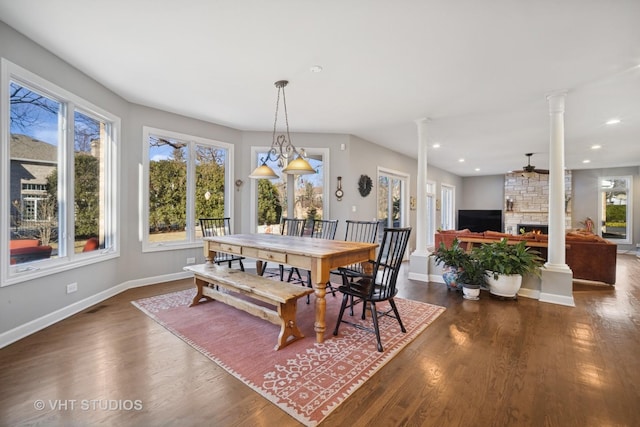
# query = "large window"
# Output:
<box><xmin>251</xmin><ymin>148</ymin><xmax>327</xmax><ymax>234</ymax></box>
<box><xmin>378</xmin><ymin>168</ymin><xmax>409</xmax><ymax>230</ymax></box>
<box><xmin>2</xmin><ymin>59</ymin><xmax>119</xmax><ymax>284</ymax></box>
<box><xmin>143</xmin><ymin>127</ymin><xmax>233</xmax><ymax>250</ymax></box>
<box><xmin>599</xmin><ymin>176</ymin><xmax>632</xmax><ymax>244</ymax></box>
<box><xmin>440</xmin><ymin>184</ymin><xmax>455</xmax><ymax>230</ymax></box>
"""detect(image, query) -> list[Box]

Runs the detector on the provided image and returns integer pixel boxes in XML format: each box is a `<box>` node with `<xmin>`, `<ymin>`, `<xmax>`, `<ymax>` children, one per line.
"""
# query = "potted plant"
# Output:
<box><xmin>433</xmin><ymin>238</ymin><xmax>470</xmax><ymax>291</ymax></box>
<box><xmin>457</xmin><ymin>255</ymin><xmax>487</xmax><ymax>300</ymax></box>
<box><xmin>474</xmin><ymin>238</ymin><xmax>544</xmax><ymax>298</ymax></box>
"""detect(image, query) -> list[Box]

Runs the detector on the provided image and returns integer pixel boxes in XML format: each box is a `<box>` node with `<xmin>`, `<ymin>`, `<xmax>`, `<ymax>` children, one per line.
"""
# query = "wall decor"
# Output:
<box><xmin>358</xmin><ymin>174</ymin><xmax>373</xmax><ymax>197</ymax></box>
<box><xmin>335</xmin><ymin>176</ymin><xmax>344</xmax><ymax>201</ymax></box>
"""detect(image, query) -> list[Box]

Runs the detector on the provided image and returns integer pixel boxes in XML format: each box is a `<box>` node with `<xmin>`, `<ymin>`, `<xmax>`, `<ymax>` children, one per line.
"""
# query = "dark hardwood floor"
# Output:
<box><xmin>1</xmin><ymin>255</ymin><xmax>639</xmax><ymax>426</ymax></box>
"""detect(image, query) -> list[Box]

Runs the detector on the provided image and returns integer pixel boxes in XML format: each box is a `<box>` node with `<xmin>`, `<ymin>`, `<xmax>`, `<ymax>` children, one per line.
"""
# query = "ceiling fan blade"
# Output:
<box><xmin>535</xmin><ymin>169</ymin><xmax>549</xmax><ymax>174</ymax></box>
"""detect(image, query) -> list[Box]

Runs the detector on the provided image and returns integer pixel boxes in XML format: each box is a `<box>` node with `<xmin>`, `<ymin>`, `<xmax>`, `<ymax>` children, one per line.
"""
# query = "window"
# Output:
<box><xmin>377</xmin><ymin>168</ymin><xmax>409</xmax><ymax>229</ymax></box>
<box><xmin>2</xmin><ymin>59</ymin><xmax>119</xmax><ymax>284</ymax></box>
<box><xmin>440</xmin><ymin>184</ymin><xmax>455</xmax><ymax>230</ymax></box>
<box><xmin>598</xmin><ymin>176</ymin><xmax>632</xmax><ymax>244</ymax></box>
<box><xmin>143</xmin><ymin>127</ymin><xmax>233</xmax><ymax>250</ymax></box>
<box><xmin>250</xmin><ymin>148</ymin><xmax>328</xmax><ymax>234</ymax></box>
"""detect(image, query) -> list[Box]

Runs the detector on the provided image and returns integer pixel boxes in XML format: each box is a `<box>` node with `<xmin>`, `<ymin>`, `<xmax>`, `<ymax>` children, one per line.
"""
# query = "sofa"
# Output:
<box><xmin>434</xmin><ymin>229</ymin><xmax>617</xmax><ymax>284</ymax></box>
<box><xmin>10</xmin><ymin>239</ymin><xmax>53</xmax><ymax>265</ymax></box>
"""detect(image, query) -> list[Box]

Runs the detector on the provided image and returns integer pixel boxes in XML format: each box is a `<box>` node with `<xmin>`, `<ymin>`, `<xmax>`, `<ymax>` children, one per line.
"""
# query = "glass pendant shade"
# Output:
<box><xmin>249</xmin><ymin>163</ymin><xmax>279</xmax><ymax>179</ymax></box>
<box><xmin>282</xmin><ymin>156</ymin><xmax>316</xmax><ymax>175</ymax></box>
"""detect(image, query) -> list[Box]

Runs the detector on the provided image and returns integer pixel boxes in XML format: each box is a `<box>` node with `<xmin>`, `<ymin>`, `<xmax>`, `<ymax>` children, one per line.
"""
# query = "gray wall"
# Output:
<box><xmin>2</xmin><ymin>19</ymin><xmax>638</xmax><ymax>341</ymax></box>
<box><xmin>0</xmin><ymin>20</ymin><xmax>422</xmax><ymax>337</ymax></box>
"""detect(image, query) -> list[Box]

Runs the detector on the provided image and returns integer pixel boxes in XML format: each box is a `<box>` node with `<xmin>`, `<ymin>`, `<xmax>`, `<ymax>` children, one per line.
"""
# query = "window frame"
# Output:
<box><xmin>597</xmin><ymin>175</ymin><xmax>633</xmax><ymax>245</ymax></box>
<box><xmin>1</xmin><ymin>59</ymin><xmax>120</xmax><ymax>286</ymax></box>
<box><xmin>141</xmin><ymin>126</ymin><xmax>234</xmax><ymax>252</ymax></box>
<box><xmin>440</xmin><ymin>183</ymin><xmax>455</xmax><ymax>231</ymax></box>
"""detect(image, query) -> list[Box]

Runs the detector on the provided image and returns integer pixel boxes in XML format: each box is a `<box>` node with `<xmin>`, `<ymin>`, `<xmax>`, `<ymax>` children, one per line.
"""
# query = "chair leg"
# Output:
<box><xmin>239</xmin><ymin>259</ymin><xmax>245</xmax><ymax>271</ymax></box>
<box><xmin>389</xmin><ymin>298</ymin><xmax>407</xmax><ymax>333</ymax></box>
<box><xmin>369</xmin><ymin>302</ymin><xmax>383</xmax><ymax>352</ymax></box>
<box><xmin>259</xmin><ymin>262</ymin><xmax>268</xmax><ymax>276</ymax></box>
<box><xmin>333</xmin><ymin>293</ymin><xmax>350</xmax><ymax>336</ymax></box>
<box><xmin>278</xmin><ymin>264</ymin><xmax>284</xmax><ymax>281</ymax></box>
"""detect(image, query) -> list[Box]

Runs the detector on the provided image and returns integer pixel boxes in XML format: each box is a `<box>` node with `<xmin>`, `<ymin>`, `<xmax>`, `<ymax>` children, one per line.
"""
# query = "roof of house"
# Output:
<box><xmin>10</xmin><ymin>134</ymin><xmax>57</xmax><ymax>164</ymax></box>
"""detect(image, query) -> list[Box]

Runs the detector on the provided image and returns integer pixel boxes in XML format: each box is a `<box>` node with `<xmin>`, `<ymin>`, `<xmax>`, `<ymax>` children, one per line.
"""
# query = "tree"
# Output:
<box><xmin>258</xmin><ymin>179</ymin><xmax>282</xmax><ymax>225</ymax></box>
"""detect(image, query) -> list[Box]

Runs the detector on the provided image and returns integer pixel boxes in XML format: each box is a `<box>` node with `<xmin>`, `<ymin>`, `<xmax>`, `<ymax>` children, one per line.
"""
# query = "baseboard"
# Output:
<box><xmin>429</xmin><ymin>274</ymin><xmax>444</xmax><ymax>284</ymax></box>
<box><xmin>517</xmin><ymin>287</ymin><xmax>540</xmax><ymax>300</ymax></box>
<box><xmin>408</xmin><ymin>272</ymin><xmax>429</xmax><ymax>282</ymax></box>
<box><xmin>0</xmin><ymin>271</ymin><xmax>192</xmax><ymax>349</ymax></box>
<box><xmin>538</xmin><ymin>292</ymin><xmax>576</xmax><ymax>307</ymax></box>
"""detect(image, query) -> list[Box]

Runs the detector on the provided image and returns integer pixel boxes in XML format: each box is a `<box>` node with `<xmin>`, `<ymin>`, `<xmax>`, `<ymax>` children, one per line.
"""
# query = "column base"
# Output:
<box><xmin>408</xmin><ymin>250</ymin><xmax>430</xmax><ymax>282</ymax></box>
<box><xmin>539</xmin><ymin>264</ymin><xmax>575</xmax><ymax>307</ymax></box>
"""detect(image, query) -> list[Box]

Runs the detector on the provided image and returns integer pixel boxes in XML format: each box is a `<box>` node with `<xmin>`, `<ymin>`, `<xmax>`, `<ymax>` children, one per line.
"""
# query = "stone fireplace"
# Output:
<box><xmin>504</xmin><ymin>171</ymin><xmax>572</xmax><ymax>235</ymax></box>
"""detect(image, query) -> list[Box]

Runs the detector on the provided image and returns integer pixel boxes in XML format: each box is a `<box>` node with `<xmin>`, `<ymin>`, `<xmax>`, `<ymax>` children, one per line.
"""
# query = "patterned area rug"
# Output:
<box><xmin>132</xmin><ymin>285</ymin><xmax>445</xmax><ymax>426</ymax></box>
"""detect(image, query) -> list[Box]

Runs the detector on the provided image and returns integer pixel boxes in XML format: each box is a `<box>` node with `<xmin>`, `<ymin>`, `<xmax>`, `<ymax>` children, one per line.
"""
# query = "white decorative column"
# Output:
<box><xmin>540</xmin><ymin>92</ymin><xmax>574</xmax><ymax>307</ymax></box>
<box><xmin>409</xmin><ymin>118</ymin><xmax>430</xmax><ymax>282</ymax></box>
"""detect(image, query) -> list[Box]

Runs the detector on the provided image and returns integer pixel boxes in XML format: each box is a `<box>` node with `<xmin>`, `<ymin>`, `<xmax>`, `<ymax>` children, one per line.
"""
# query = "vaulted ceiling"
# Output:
<box><xmin>1</xmin><ymin>0</ymin><xmax>638</xmax><ymax>176</ymax></box>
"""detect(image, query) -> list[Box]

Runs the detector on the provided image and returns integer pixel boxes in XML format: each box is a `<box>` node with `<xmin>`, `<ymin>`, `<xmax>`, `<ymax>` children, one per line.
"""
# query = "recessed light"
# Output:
<box><xmin>458</xmin><ymin>158</ymin><xmax>465</xmax><ymax>163</ymax></box>
<box><xmin>474</xmin><ymin>168</ymin><xmax>480</xmax><ymax>172</ymax></box>
<box><xmin>583</xmin><ymin>159</ymin><xmax>591</xmax><ymax>164</ymax></box>
<box><xmin>606</xmin><ymin>118</ymin><xmax>621</xmax><ymax>125</ymax></box>
<box><xmin>591</xmin><ymin>144</ymin><xmax>601</xmax><ymax>150</ymax></box>
<box><xmin>310</xmin><ymin>65</ymin><xmax>323</xmax><ymax>73</ymax></box>
<box><xmin>432</xmin><ymin>143</ymin><xmax>440</xmax><ymax>148</ymax></box>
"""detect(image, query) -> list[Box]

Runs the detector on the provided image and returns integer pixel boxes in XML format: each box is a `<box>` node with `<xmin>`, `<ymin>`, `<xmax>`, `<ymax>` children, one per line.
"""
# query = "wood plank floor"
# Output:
<box><xmin>1</xmin><ymin>255</ymin><xmax>639</xmax><ymax>426</ymax></box>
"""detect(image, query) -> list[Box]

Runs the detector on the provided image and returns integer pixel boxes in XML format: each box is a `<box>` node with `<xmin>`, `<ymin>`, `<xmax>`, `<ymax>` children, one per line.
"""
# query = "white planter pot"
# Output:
<box><xmin>462</xmin><ymin>286</ymin><xmax>480</xmax><ymax>300</ymax></box>
<box><xmin>485</xmin><ymin>272</ymin><xmax>522</xmax><ymax>298</ymax></box>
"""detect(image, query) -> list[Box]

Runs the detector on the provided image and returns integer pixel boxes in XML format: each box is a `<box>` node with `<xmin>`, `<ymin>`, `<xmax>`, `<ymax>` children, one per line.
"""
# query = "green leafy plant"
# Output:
<box><xmin>457</xmin><ymin>255</ymin><xmax>487</xmax><ymax>288</ymax></box>
<box><xmin>474</xmin><ymin>238</ymin><xmax>544</xmax><ymax>280</ymax></box>
<box><xmin>433</xmin><ymin>238</ymin><xmax>470</xmax><ymax>269</ymax></box>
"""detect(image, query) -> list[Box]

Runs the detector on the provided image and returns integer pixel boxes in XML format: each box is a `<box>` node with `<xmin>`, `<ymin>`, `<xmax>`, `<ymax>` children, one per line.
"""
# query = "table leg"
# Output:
<box><xmin>190</xmin><ymin>277</ymin><xmax>213</xmax><ymax>306</ymax></box>
<box><xmin>203</xmin><ymin>242</ymin><xmax>215</xmax><ymax>268</ymax></box>
<box><xmin>311</xmin><ymin>264</ymin><xmax>328</xmax><ymax>343</ymax></box>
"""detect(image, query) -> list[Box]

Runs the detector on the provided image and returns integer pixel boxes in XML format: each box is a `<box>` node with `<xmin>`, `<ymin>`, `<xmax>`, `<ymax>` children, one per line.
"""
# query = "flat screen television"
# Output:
<box><xmin>457</xmin><ymin>210</ymin><xmax>503</xmax><ymax>232</ymax></box>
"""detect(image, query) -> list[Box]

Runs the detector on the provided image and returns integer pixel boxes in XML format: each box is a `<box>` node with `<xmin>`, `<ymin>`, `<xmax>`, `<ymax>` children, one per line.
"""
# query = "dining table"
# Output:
<box><xmin>202</xmin><ymin>233</ymin><xmax>378</xmax><ymax>343</ymax></box>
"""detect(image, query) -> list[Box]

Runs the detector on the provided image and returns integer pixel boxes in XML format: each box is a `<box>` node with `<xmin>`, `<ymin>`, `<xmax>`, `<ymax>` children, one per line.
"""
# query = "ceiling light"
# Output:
<box><xmin>606</xmin><ymin>118</ymin><xmax>621</xmax><ymax>125</ymax></box>
<box><xmin>458</xmin><ymin>158</ymin><xmax>465</xmax><ymax>162</ymax></box>
<box><xmin>310</xmin><ymin>65</ymin><xmax>323</xmax><ymax>73</ymax></box>
<box><xmin>474</xmin><ymin>168</ymin><xmax>480</xmax><ymax>172</ymax></box>
<box><xmin>583</xmin><ymin>159</ymin><xmax>591</xmax><ymax>164</ymax></box>
<box><xmin>432</xmin><ymin>143</ymin><xmax>440</xmax><ymax>148</ymax></box>
<box><xmin>521</xmin><ymin>171</ymin><xmax>536</xmax><ymax>178</ymax></box>
<box><xmin>249</xmin><ymin>80</ymin><xmax>315</xmax><ymax>179</ymax></box>
<box><xmin>591</xmin><ymin>144</ymin><xmax>602</xmax><ymax>150</ymax></box>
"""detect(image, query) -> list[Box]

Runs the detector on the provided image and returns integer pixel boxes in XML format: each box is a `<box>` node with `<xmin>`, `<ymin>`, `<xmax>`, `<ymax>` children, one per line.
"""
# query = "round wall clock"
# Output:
<box><xmin>358</xmin><ymin>174</ymin><xmax>373</xmax><ymax>197</ymax></box>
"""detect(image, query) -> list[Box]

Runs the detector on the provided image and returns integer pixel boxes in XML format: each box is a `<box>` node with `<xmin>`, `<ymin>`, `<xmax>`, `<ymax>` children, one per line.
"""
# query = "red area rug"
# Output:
<box><xmin>132</xmin><ymin>285</ymin><xmax>445</xmax><ymax>426</ymax></box>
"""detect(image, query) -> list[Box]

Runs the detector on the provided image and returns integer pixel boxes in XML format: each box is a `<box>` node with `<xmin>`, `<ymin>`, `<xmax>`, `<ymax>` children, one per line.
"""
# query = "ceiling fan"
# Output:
<box><xmin>515</xmin><ymin>153</ymin><xmax>549</xmax><ymax>177</ymax></box>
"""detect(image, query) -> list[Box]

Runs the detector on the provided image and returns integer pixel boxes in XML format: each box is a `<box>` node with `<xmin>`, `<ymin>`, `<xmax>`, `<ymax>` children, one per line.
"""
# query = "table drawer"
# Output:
<box><xmin>209</xmin><ymin>242</ymin><xmax>242</xmax><ymax>255</ymax></box>
<box><xmin>257</xmin><ymin>250</ymin><xmax>287</xmax><ymax>263</ymax></box>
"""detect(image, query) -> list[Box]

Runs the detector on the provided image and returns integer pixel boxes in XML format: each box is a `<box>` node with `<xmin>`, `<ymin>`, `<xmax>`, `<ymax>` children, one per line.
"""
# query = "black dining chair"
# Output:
<box><xmin>326</xmin><ymin>220</ymin><xmax>381</xmax><ymax>297</ymax></box>
<box><xmin>199</xmin><ymin>217</ymin><xmax>245</xmax><ymax>271</ymax></box>
<box><xmin>287</xmin><ymin>219</ymin><xmax>339</xmax><ymax>302</ymax></box>
<box><xmin>333</xmin><ymin>227</ymin><xmax>411</xmax><ymax>352</ymax></box>
<box><xmin>260</xmin><ymin>217</ymin><xmax>306</xmax><ymax>280</ymax></box>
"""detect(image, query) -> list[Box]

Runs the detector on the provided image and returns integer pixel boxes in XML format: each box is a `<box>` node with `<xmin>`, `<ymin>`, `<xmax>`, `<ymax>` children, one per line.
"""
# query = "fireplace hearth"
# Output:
<box><xmin>517</xmin><ymin>223</ymin><xmax>548</xmax><ymax>234</ymax></box>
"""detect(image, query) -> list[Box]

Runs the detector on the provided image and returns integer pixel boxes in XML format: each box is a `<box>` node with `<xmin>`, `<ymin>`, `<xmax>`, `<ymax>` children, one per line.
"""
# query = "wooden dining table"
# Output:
<box><xmin>202</xmin><ymin>233</ymin><xmax>378</xmax><ymax>343</ymax></box>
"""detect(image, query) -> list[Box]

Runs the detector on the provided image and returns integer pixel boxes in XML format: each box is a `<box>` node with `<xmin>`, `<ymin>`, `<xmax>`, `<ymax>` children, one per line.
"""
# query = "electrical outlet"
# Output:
<box><xmin>186</xmin><ymin>257</ymin><xmax>196</xmax><ymax>265</ymax></box>
<box><xmin>66</xmin><ymin>282</ymin><xmax>78</xmax><ymax>294</ymax></box>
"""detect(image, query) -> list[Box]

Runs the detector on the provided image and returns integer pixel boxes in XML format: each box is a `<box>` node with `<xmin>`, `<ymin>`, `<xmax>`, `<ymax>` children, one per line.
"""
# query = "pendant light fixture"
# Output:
<box><xmin>248</xmin><ymin>80</ymin><xmax>316</xmax><ymax>179</ymax></box>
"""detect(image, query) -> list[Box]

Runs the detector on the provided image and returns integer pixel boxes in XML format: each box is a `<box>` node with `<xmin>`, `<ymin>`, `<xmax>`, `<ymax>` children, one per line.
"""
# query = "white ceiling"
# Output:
<box><xmin>1</xmin><ymin>0</ymin><xmax>639</xmax><ymax>176</ymax></box>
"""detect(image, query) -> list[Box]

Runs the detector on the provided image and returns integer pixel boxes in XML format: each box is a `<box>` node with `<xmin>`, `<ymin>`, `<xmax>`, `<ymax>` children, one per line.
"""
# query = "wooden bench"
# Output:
<box><xmin>184</xmin><ymin>264</ymin><xmax>314</xmax><ymax>350</ymax></box>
